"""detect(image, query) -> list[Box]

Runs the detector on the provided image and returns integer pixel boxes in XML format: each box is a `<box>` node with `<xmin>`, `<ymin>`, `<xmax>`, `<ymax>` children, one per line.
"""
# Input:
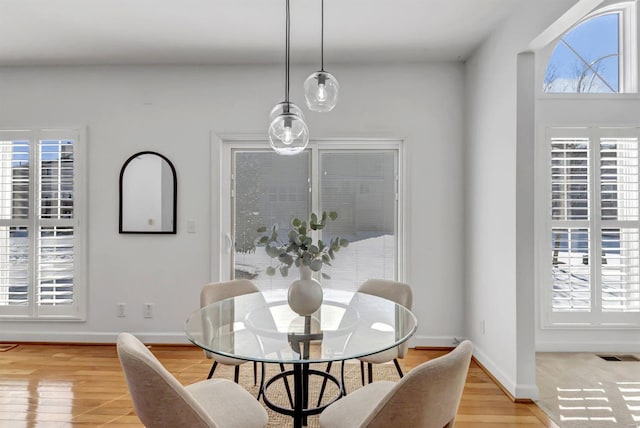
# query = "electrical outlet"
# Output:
<box><xmin>117</xmin><ymin>303</ymin><xmax>126</xmax><ymax>318</ymax></box>
<box><xmin>143</xmin><ymin>303</ymin><xmax>153</xmax><ymax>319</ymax></box>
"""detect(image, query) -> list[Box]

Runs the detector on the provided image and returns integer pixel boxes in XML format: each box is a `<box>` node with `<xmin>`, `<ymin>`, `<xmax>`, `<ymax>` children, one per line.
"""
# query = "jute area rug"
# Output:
<box><xmin>536</xmin><ymin>352</ymin><xmax>640</xmax><ymax>428</ymax></box>
<box><xmin>206</xmin><ymin>361</ymin><xmax>399</xmax><ymax>428</ymax></box>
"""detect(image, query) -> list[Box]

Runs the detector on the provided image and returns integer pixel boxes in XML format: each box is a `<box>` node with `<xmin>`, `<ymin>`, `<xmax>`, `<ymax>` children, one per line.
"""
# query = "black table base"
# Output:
<box><xmin>261</xmin><ymin>363</ymin><xmax>343</xmax><ymax>428</ymax></box>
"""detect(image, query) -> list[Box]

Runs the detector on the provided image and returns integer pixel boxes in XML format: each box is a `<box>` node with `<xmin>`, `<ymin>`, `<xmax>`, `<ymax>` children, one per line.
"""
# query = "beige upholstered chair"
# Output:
<box><xmin>319</xmin><ymin>340</ymin><xmax>473</xmax><ymax>428</ymax></box>
<box><xmin>117</xmin><ymin>332</ymin><xmax>268</xmax><ymax>428</ymax></box>
<box><xmin>357</xmin><ymin>279</ymin><xmax>413</xmax><ymax>384</ymax></box>
<box><xmin>200</xmin><ymin>279</ymin><xmax>259</xmax><ymax>383</ymax></box>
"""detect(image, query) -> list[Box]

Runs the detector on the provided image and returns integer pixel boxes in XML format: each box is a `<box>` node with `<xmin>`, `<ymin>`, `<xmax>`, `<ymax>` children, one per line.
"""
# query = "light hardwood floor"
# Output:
<box><xmin>0</xmin><ymin>343</ymin><xmax>557</xmax><ymax>427</ymax></box>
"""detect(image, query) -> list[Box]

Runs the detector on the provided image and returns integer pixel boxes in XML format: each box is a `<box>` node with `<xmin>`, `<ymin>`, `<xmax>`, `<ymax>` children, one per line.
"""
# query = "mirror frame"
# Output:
<box><xmin>119</xmin><ymin>151</ymin><xmax>177</xmax><ymax>234</ymax></box>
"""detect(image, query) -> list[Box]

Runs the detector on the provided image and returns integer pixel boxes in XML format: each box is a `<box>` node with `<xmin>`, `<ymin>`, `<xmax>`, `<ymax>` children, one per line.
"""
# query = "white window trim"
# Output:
<box><xmin>0</xmin><ymin>127</ymin><xmax>87</xmax><ymax>321</ymax></box>
<box><xmin>537</xmin><ymin>125</ymin><xmax>640</xmax><ymax>329</ymax></box>
<box><xmin>213</xmin><ymin>136</ymin><xmax>406</xmax><ymax>284</ymax></box>
<box><xmin>537</xmin><ymin>1</ymin><xmax>638</xmax><ymax>97</ymax></box>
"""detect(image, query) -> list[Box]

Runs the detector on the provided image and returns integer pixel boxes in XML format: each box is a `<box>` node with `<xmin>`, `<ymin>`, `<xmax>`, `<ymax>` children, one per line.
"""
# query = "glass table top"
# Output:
<box><xmin>184</xmin><ymin>289</ymin><xmax>417</xmax><ymax>364</ymax></box>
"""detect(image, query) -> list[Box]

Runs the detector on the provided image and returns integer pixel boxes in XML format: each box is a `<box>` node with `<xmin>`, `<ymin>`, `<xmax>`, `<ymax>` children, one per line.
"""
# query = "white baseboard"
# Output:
<box><xmin>1</xmin><ymin>331</ymin><xmax>191</xmax><ymax>344</ymax></box>
<box><xmin>536</xmin><ymin>341</ymin><xmax>640</xmax><ymax>353</ymax></box>
<box><xmin>516</xmin><ymin>383</ymin><xmax>540</xmax><ymax>399</ymax></box>
<box><xmin>473</xmin><ymin>344</ymin><xmax>539</xmax><ymax>401</ymax></box>
<box><xmin>408</xmin><ymin>335</ymin><xmax>462</xmax><ymax>348</ymax></box>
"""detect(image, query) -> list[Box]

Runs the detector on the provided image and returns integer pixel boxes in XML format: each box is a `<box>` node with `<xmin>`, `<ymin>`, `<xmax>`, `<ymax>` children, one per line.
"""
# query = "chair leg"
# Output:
<box><xmin>360</xmin><ymin>360</ymin><xmax>365</xmax><ymax>386</ymax></box>
<box><xmin>257</xmin><ymin>362</ymin><xmax>266</xmax><ymax>401</ymax></box>
<box><xmin>253</xmin><ymin>361</ymin><xmax>258</xmax><ymax>385</ymax></box>
<box><xmin>367</xmin><ymin>363</ymin><xmax>373</xmax><ymax>384</ymax></box>
<box><xmin>340</xmin><ymin>360</ymin><xmax>347</xmax><ymax>396</ymax></box>
<box><xmin>317</xmin><ymin>361</ymin><xmax>332</xmax><ymax>407</ymax></box>
<box><xmin>234</xmin><ymin>365</ymin><xmax>240</xmax><ymax>383</ymax></box>
<box><xmin>280</xmin><ymin>363</ymin><xmax>294</xmax><ymax>409</ymax></box>
<box><xmin>393</xmin><ymin>358</ymin><xmax>404</xmax><ymax>378</ymax></box>
<box><xmin>207</xmin><ymin>361</ymin><xmax>218</xmax><ymax>379</ymax></box>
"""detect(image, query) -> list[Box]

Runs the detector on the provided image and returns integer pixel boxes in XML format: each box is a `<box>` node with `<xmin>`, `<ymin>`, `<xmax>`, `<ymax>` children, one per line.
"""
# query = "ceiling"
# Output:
<box><xmin>0</xmin><ymin>0</ymin><xmax>524</xmax><ymax>66</ymax></box>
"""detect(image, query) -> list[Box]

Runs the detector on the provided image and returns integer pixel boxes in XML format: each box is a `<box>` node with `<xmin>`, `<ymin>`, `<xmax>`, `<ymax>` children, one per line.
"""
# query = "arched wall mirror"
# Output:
<box><xmin>119</xmin><ymin>151</ymin><xmax>177</xmax><ymax>234</ymax></box>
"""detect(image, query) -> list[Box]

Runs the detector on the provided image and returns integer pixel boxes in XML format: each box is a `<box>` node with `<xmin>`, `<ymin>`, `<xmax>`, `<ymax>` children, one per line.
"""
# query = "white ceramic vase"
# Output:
<box><xmin>287</xmin><ymin>265</ymin><xmax>323</xmax><ymax>316</ymax></box>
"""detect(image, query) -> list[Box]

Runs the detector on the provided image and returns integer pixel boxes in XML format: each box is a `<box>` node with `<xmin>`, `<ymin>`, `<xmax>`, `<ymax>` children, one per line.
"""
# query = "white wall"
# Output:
<box><xmin>464</xmin><ymin>0</ymin><xmax>578</xmax><ymax>399</ymax></box>
<box><xmin>0</xmin><ymin>63</ymin><xmax>466</xmax><ymax>345</ymax></box>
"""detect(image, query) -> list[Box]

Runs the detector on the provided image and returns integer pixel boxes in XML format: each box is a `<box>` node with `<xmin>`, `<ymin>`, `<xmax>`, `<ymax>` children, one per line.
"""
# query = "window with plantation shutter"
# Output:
<box><xmin>0</xmin><ymin>129</ymin><xmax>85</xmax><ymax>319</ymax></box>
<box><xmin>546</xmin><ymin>127</ymin><xmax>640</xmax><ymax>326</ymax></box>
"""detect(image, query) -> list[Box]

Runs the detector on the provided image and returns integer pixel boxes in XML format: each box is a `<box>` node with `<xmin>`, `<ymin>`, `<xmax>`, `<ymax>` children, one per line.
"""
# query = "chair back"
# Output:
<box><xmin>358</xmin><ymin>279</ymin><xmax>413</xmax><ymax>357</ymax></box>
<box><xmin>116</xmin><ymin>333</ymin><xmax>216</xmax><ymax>428</ymax></box>
<box><xmin>200</xmin><ymin>279</ymin><xmax>260</xmax><ymax>360</ymax></box>
<box><xmin>363</xmin><ymin>340</ymin><xmax>473</xmax><ymax>428</ymax></box>
<box><xmin>201</xmin><ymin>279</ymin><xmax>259</xmax><ymax>307</ymax></box>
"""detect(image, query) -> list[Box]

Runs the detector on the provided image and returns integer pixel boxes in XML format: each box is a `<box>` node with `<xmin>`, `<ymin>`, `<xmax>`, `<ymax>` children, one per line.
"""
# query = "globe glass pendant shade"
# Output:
<box><xmin>268</xmin><ymin>112</ymin><xmax>309</xmax><ymax>155</ymax></box>
<box><xmin>304</xmin><ymin>71</ymin><xmax>339</xmax><ymax>112</ymax></box>
<box><xmin>270</xmin><ymin>101</ymin><xmax>305</xmax><ymax>121</ymax></box>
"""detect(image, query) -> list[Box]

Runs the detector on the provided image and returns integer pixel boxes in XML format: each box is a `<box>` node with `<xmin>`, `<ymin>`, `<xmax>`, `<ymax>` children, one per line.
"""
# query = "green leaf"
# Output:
<box><xmin>280</xmin><ymin>266</ymin><xmax>289</xmax><ymax>277</ymax></box>
<box><xmin>259</xmin><ymin>236</ymin><xmax>269</xmax><ymax>244</ymax></box>
<box><xmin>265</xmin><ymin>245</ymin><xmax>281</xmax><ymax>258</ymax></box>
<box><xmin>321</xmin><ymin>272</ymin><xmax>331</xmax><ymax>279</ymax></box>
<box><xmin>309</xmin><ymin>245</ymin><xmax>319</xmax><ymax>254</ymax></box>
<box><xmin>294</xmin><ymin>258</ymin><xmax>301</xmax><ymax>267</ymax></box>
<box><xmin>299</xmin><ymin>226</ymin><xmax>307</xmax><ymax>236</ymax></box>
<box><xmin>292</xmin><ymin>218</ymin><xmax>301</xmax><ymax>227</ymax></box>
<box><xmin>302</xmin><ymin>236</ymin><xmax>313</xmax><ymax>247</ymax></box>
<box><xmin>288</xmin><ymin>230</ymin><xmax>302</xmax><ymax>245</ymax></box>
<box><xmin>321</xmin><ymin>211</ymin><xmax>327</xmax><ymax>222</ymax></box>
<box><xmin>279</xmin><ymin>253</ymin><xmax>294</xmax><ymax>266</ymax></box>
<box><xmin>257</xmin><ymin>226</ymin><xmax>267</xmax><ymax>233</ymax></box>
<box><xmin>340</xmin><ymin>238</ymin><xmax>349</xmax><ymax>247</ymax></box>
<box><xmin>322</xmin><ymin>254</ymin><xmax>331</xmax><ymax>264</ymax></box>
<box><xmin>329</xmin><ymin>211</ymin><xmax>338</xmax><ymax>221</ymax></box>
<box><xmin>266</xmin><ymin>266</ymin><xmax>276</xmax><ymax>276</ymax></box>
<box><xmin>310</xmin><ymin>212</ymin><xmax>318</xmax><ymax>225</ymax></box>
<box><xmin>318</xmin><ymin>240</ymin><xmax>325</xmax><ymax>251</ymax></box>
<box><xmin>310</xmin><ymin>259</ymin><xmax>323</xmax><ymax>271</ymax></box>
<box><xmin>328</xmin><ymin>248</ymin><xmax>335</xmax><ymax>260</ymax></box>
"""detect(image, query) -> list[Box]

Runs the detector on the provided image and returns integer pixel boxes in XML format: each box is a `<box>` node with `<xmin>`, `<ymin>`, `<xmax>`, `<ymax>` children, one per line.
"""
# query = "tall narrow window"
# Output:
<box><xmin>543</xmin><ymin>3</ymin><xmax>637</xmax><ymax>94</ymax></box>
<box><xmin>0</xmin><ymin>129</ymin><xmax>85</xmax><ymax>319</ymax></box>
<box><xmin>222</xmin><ymin>140</ymin><xmax>403</xmax><ymax>291</ymax></box>
<box><xmin>546</xmin><ymin>127</ymin><xmax>640</xmax><ymax>326</ymax></box>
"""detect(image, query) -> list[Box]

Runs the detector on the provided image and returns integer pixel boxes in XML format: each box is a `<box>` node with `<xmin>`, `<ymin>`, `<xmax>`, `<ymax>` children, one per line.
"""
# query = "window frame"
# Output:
<box><xmin>0</xmin><ymin>128</ymin><xmax>87</xmax><ymax>321</ymax></box>
<box><xmin>216</xmin><ymin>137</ymin><xmax>405</xmax><ymax>285</ymax></box>
<box><xmin>539</xmin><ymin>126</ymin><xmax>640</xmax><ymax>329</ymax></box>
<box><xmin>538</xmin><ymin>1</ymin><xmax>638</xmax><ymax>97</ymax></box>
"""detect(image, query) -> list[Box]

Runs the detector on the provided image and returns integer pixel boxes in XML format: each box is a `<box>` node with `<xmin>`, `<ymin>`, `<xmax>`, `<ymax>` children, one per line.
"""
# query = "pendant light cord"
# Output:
<box><xmin>321</xmin><ymin>0</ymin><xmax>324</xmax><ymax>71</ymax></box>
<box><xmin>285</xmin><ymin>0</ymin><xmax>290</xmax><ymax>106</ymax></box>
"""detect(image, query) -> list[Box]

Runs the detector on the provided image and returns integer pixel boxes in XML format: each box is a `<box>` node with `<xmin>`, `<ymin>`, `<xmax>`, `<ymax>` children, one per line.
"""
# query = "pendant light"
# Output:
<box><xmin>269</xmin><ymin>0</ymin><xmax>309</xmax><ymax>156</ymax></box>
<box><xmin>304</xmin><ymin>0</ymin><xmax>339</xmax><ymax>112</ymax></box>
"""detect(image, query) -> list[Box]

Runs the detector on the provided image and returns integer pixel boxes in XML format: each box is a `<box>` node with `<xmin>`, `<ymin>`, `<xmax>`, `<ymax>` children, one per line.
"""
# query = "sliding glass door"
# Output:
<box><xmin>221</xmin><ymin>140</ymin><xmax>403</xmax><ymax>291</ymax></box>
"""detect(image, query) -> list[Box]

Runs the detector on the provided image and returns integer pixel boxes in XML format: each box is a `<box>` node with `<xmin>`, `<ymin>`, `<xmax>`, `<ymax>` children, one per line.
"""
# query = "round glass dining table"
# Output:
<box><xmin>184</xmin><ymin>288</ymin><xmax>417</xmax><ymax>428</ymax></box>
